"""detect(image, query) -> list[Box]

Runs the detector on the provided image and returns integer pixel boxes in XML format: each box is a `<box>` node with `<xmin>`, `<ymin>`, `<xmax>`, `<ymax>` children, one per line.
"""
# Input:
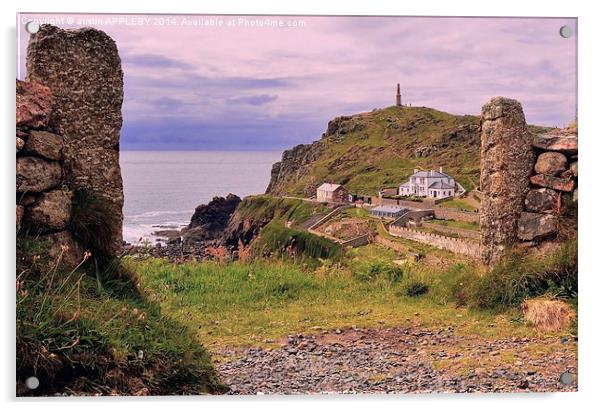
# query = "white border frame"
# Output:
<box><xmin>2</xmin><ymin>1</ymin><xmax>599</xmax><ymax>409</ymax></box>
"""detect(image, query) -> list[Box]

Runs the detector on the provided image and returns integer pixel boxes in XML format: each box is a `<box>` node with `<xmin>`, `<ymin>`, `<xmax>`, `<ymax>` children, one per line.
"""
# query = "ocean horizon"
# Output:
<box><xmin>120</xmin><ymin>150</ymin><xmax>282</xmax><ymax>244</ymax></box>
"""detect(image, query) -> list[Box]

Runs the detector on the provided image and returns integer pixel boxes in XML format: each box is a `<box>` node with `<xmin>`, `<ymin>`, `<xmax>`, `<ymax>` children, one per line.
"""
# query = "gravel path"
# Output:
<box><xmin>215</xmin><ymin>326</ymin><xmax>577</xmax><ymax>394</ymax></box>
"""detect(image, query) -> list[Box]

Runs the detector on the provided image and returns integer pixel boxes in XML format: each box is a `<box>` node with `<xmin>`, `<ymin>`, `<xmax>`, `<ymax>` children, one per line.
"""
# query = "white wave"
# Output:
<box><xmin>126</xmin><ymin>209</ymin><xmax>191</xmax><ymax>219</ymax></box>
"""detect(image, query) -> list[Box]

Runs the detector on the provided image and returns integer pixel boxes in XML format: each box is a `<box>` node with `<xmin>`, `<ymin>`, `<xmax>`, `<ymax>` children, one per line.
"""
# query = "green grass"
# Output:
<box><xmin>16</xmin><ymin>237</ymin><xmax>224</xmax><ymax>396</ymax></box>
<box><xmin>438</xmin><ymin>198</ymin><xmax>479</xmax><ymax>212</ymax></box>
<box><xmin>341</xmin><ymin>207</ymin><xmax>371</xmax><ymax>219</ymax></box>
<box><xmin>133</xmin><ymin>256</ymin><xmax>557</xmax><ymax>350</ymax></box>
<box><xmin>347</xmin><ymin>243</ymin><xmax>399</xmax><ymax>262</ymax></box>
<box><xmin>428</xmin><ymin>219</ymin><xmax>480</xmax><ymax>231</ymax></box>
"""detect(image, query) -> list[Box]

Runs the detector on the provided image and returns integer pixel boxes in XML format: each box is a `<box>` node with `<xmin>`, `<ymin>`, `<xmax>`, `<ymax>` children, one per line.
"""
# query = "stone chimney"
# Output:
<box><xmin>439</xmin><ymin>166</ymin><xmax>443</xmax><ymax>173</ymax></box>
<box><xmin>396</xmin><ymin>83</ymin><xmax>402</xmax><ymax>107</ymax></box>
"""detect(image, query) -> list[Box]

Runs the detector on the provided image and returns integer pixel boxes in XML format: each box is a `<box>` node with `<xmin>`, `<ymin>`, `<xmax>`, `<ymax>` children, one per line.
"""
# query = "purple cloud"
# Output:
<box><xmin>228</xmin><ymin>94</ymin><xmax>278</xmax><ymax>106</ymax></box>
<box><xmin>17</xmin><ymin>14</ymin><xmax>577</xmax><ymax>150</ymax></box>
<box><xmin>122</xmin><ymin>53</ymin><xmax>194</xmax><ymax>70</ymax></box>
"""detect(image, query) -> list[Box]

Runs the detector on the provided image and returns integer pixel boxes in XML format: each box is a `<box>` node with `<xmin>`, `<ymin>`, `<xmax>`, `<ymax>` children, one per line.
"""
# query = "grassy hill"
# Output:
<box><xmin>267</xmin><ymin>105</ymin><xmax>547</xmax><ymax>197</ymax></box>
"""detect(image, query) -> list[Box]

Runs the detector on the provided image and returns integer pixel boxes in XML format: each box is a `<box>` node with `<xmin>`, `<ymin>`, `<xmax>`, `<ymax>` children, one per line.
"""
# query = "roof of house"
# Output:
<box><xmin>428</xmin><ymin>181</ymin><xmax>455</xmax><ymax>189</ymax></box>
<box><xmin>317</xmin><ymin>183</ymin><xmax>342</xmax><ymax>192</ymax></box>
<box><xmin>371</xmin><ymin>205</ymin><xmax>407</xmax><ymax>213</ymax></box>
<box><xmin>399</xmin><ymin>182</ymin><xmax>411</xmax><ymax>187</ymax></box>
<box><xmin>411</xmin><ymin>170</ymin><xmax>453</xmax><ymax>179</ymax></box>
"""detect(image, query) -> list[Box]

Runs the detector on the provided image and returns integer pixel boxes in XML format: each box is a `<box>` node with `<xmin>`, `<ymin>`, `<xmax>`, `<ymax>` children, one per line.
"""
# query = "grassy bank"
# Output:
<box><xmin>16</xmin><ymin>238</ymin><xmax>225</xmax><ymax>396</ymax></box>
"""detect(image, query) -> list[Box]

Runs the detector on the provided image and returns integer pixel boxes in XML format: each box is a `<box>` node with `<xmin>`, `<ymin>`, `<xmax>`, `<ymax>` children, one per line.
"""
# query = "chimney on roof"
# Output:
<box><xmin>439</xmin><ymin>166</ymin><xmax>443</xmax><ymax>173</ymax></box>
<box><xmin>413</xmin><ymin>168</ymin><xmax>418</xmax><ymax>174</ymax></box>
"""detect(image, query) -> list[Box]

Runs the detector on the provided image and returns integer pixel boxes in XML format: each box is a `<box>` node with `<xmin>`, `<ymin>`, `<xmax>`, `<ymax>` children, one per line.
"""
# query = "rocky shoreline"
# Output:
<box><xmin>124</xmin><ymin>193</ymin><xmax>245</xmax><ymax>261</ymax></box>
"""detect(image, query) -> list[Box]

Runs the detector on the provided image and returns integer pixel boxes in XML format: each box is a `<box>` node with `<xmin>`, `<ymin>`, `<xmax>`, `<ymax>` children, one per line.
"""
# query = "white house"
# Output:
<box><xmin>316</xmin><ymin>183</ymin><xmax>349</xmax><ymax>203</ymax></box>
<box><xmin>398</xmin><ymin>167</ymin><xmax>457</xmax><ymax>199</ymax></box>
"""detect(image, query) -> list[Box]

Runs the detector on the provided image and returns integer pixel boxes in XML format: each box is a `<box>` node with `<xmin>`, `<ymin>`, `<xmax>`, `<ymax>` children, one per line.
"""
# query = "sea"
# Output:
<box><xmin>120</xmin><ymin>150</ymin><xmax>282</xmax><ymax>244</ymax></box>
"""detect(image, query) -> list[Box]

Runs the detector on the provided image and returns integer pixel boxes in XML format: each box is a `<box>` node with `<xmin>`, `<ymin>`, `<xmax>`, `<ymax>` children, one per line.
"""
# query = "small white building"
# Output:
<box><xmin>316</xmin><ymin>183</ymin><xmax>349</xmax><ymax>203</ymax></box>
<box><xmin>398</xmin><ymin>168</ymin><xmax>456</xmax><ymax>199</ymax></box>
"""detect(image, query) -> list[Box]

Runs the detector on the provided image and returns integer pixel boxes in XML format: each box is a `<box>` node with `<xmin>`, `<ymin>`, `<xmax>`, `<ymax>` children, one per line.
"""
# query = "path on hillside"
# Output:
<box><xmin>214</xmin><ymin>326</ymin><xmax>577</xmax><ymax>394</ymax></box>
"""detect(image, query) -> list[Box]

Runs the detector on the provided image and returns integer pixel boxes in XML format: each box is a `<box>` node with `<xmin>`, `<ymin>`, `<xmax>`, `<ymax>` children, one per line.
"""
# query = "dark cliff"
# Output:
<box><xmin>182</xmin><ymin>194</ymin><xmax>241</xmax><ymax>244</ymax></box>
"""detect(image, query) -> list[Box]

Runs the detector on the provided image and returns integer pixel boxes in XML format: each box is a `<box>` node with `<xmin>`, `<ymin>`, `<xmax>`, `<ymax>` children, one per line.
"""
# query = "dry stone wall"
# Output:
<box><xmin>16</xmin><ymin>79</ymin><xmax>85</xmax><ymax>268</ymax></box>
<box><xmin>16</xmin><ymin>24</ymin><xmax>124</xmax><ymax>266</ymax></box>
<box><xmin>518</xmin><ymin>129</ymin><xmax>577</xmax><ymax>241</ymax></box>
<box><xmin>389</xmin><ymin>226</ymin><xmax>481</xmax><ymax>258</ymax></box>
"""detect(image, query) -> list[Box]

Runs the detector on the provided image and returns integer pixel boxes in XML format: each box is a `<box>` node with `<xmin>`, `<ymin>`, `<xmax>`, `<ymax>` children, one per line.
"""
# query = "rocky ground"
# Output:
<box><xmin>215</xmin><ymin>326</ymin><xmax>577</xmax><ymax>394</ymax></box>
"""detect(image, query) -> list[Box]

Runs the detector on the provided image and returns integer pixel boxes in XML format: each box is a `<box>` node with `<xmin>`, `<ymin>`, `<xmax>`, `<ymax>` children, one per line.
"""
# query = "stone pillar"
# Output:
<box><xmin>480</xmin><ymin>97</ymin><xmax>534</xmax><ymax>265</ymax></box>
<box><xmin>26</xmin><ymin>25</ymin><xmax>124</xmax><ymax>257</ymax></box>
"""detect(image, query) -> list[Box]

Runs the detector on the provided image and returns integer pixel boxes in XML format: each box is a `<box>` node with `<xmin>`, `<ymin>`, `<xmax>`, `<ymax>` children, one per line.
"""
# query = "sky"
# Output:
<box><xmin>17</xmin><ymin>14</ymin><xmax>577</xmax><ymax>151</ymax></box>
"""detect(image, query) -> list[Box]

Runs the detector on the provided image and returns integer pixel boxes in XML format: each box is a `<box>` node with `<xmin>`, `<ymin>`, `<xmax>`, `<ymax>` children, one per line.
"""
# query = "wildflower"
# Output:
<box><xmin>137</xmin><ymin>313</ymin><xmax>146</xmax><ymax>321</ymax></box>
<box><xmin>16</xmin><ymin>280</ymin><xmax>28</xmax><ymax>298</ymax></box>
<box><xmin>121</xmin><ymin>306</ymin><xmax>128</xmax><ymax>314</ymax></box>
<box><xmin>83</xmin><ymin>251</ymin><xmax>92</xmax><ymax>261</ymax></box>
<box><xmin>131</xmin><ymin>308</ymin><xmax>139</xmax><ymax>316</ymax></box>
<box><xmin>60</xmin><ymin>244</ymin><xmax>70</xmax><ymax>252</ymax></box>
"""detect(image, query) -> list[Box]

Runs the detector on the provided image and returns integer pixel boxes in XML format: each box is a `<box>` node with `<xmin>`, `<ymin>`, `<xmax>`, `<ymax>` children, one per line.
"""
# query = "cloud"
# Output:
<box><xmin>120</xmin><ymin>115</ymin><xmax>325</xmax><ymax>151</ymax></box>
<box><xmin>18</xmin><ymin>14</ymin><xmax>577</xmax><ymax>151</ymax></box>
<box><xmin>122</xmin><ymin>53</ymin><xmax>194</xmax><ymax>69</ymax></box>
<box><xmin>227</xmin><ymin>94</ymin><xmax>278</xmax><ymax>106</ymax></box>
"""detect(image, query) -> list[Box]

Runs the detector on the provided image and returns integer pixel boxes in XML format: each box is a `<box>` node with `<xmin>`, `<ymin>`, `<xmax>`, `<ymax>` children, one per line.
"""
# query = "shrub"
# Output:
<box><xmin>403</xmin><ymin>280</ymin><xmax>429</xmax><ymax>297</ymax></box>
<box><xmin>352</xmin><ymin>259</ymin><xmax>405</xmax><ymax>282</ymax></box>
<box><xmin>470</xmin><ymin>238</ymin><xmax>577</xmax><ymax>310</ymax></box>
